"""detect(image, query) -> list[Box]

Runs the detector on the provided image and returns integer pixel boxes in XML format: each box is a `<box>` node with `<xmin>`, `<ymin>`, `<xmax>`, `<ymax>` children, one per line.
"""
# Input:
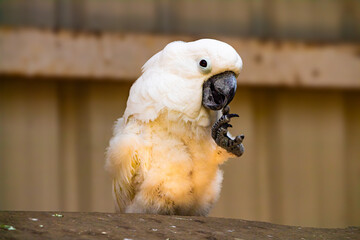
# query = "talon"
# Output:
<box><xmin>227</xmin><ymin>113</ymin><xmax>239</xmax><ymax>119</ymax></box>
<box><xmin>211</xmin><ymin>107</ymin><xmax>245</xmax><ymax>157</ymax></box>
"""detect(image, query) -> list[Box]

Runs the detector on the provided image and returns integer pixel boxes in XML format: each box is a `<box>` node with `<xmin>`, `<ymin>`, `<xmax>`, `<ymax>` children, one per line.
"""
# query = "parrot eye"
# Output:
<box><xmin>199</xmin><ymin>59</ymin><xmax>207</xmax><ymax>67</ymax></box>
<box><xmin>198</xmin><ymin>58</ymin><xmax>211</xmax><ymax>74</ymax></box>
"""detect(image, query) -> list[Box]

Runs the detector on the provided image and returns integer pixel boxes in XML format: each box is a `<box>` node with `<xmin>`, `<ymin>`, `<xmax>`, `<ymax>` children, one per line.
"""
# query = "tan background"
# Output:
<box><xmin>0</xmin><ymin>0</ymin><xmax>360</xmax><ymax>228</ymax></box>
<box><xmin>1</xmin><ymin>79</ymin><xmax>359</xmax><ymax>228</ymax></box>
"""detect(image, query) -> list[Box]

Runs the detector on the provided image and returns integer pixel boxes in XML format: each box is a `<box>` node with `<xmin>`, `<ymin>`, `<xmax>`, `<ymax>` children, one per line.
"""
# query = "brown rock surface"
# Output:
<box><xmin>0</xmin><ymin>211</ymin><xmax>359</xmax><ymax>240</ymax></box>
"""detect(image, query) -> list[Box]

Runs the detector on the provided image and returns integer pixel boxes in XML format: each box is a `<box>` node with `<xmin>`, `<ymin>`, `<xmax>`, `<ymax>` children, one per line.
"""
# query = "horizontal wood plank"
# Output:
<box><xmin>0</xmin><ymin>28</ymin><xmax>360</xmax><ymax>88</ymax></box>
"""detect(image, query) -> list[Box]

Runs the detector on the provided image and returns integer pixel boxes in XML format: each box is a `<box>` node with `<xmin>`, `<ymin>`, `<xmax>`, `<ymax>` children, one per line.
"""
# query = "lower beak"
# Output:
<box><xmin>202</xmin><ymin>71</ymin><xmax>237</xmax><ymax>110</ymax></box>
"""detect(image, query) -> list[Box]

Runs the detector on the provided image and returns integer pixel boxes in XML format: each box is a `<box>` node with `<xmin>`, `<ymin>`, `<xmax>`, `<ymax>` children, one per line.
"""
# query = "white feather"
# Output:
<box><xmin>106</xmin><ymin>39</ymin><xmax>242</xmax><ymax>215</ymax></box>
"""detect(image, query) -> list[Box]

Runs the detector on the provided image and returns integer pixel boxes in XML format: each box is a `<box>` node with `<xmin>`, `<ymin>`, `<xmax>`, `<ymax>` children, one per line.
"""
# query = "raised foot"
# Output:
<box><xmin>211</xmin><ymin>106</ymin><xmax>245</xmax><ymax>157</ymax></box>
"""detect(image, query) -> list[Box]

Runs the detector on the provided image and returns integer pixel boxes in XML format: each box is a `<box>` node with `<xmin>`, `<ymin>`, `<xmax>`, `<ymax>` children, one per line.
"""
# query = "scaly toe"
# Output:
<box><xmin>227</xmin><ymin>113</ymin><xmax>239</xmax><ymax>119</ymax></box>
<box><xmin>222</xmin><ymin>105</ymin><xmax>230</xmax><ymax>115</ymax></box>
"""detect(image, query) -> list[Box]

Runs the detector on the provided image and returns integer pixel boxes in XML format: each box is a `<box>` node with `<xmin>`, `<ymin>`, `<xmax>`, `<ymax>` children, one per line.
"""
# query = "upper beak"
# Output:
<box><xmin>202</xmin><ymin>71</ymin><xmax>237</xmax><ymax>110</ymax></box>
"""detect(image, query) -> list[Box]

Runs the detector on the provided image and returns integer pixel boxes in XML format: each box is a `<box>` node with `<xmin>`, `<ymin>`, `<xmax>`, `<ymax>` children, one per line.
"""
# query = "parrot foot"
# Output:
<box><xmin>211</xmin><ymin>106</ymin><xmax>245</xmax><ymax>157</ymax></box>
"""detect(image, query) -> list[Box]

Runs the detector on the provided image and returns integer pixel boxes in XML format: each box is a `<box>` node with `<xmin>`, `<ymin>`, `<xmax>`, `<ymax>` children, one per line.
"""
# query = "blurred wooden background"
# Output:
<box><xmin>1</xmin><ymin>0</ymin><xmax>359</xmax><ymax>40</ymax></box>
<box><xmin>0</xmin><ymin>0</ymin><xmax>359</xmax><ymax>228</ymax></box>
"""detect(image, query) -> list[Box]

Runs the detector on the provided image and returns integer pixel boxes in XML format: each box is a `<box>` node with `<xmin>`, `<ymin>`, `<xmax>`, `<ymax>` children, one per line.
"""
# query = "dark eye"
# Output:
<box><xmin>199</xmin><ymin>59</ymin><xmax>208</xmax><ymax>68</ymax></box>
<box><xmin>198</xmin><ymin>58</ymin><xmax>211</xmax><ymax>73</ymax></box>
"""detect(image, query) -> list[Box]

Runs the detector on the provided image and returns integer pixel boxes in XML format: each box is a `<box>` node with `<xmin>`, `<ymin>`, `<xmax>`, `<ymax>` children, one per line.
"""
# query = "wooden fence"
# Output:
<box><xmin>1</xmin><ymin>77</ymin><xmax>359</xmax><ymax>228</ymax></box>
<box><xmin>1</xmin><ymin>0</ymin><xmax>359</xmax><ymax>41</ymax></box>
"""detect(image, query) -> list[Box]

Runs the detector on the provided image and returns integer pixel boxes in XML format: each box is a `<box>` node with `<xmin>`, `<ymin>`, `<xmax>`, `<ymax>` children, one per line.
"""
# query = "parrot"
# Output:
<box><xmin>105</xmin><ymin>39</ymin><xmax>244</xmax><ymax>216</ymax></box>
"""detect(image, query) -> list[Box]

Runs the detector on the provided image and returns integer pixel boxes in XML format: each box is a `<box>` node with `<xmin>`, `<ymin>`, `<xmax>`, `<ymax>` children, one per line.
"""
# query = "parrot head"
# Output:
<box><xmin>124</xmin><ymin>39</ymin><xmax>242</xmax><ymax>124</ymax></box>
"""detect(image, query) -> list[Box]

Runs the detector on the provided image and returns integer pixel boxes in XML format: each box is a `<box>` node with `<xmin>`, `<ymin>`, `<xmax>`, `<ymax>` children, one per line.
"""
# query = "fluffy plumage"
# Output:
<box><xmin>105</xmin><ymin>39</ymin><xmax>243</xmax><ymax>215</ymax></box>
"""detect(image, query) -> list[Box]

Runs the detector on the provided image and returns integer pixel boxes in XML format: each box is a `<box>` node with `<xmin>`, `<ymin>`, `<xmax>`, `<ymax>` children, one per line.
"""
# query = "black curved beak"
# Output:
<box><xmin>202</xmin><ymin>71</ymin><xmax>237</xmax><ymax>111</ymax></box>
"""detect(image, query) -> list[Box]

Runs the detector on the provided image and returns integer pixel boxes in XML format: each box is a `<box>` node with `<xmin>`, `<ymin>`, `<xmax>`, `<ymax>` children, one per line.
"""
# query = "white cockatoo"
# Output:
<box><xmin>105</xmin><ymin>39</ymin><xmax>244</xmax><ymax>216</ymax></box>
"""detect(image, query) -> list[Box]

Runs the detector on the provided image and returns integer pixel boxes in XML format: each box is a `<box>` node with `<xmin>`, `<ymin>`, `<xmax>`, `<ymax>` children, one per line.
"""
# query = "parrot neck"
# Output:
<box><xmin>170</xmin><ymin>107</ymin><xmax>212</xmax><ymax>128</ymax></box>
<box><xmin>143</xmin><ymin>109</ymin><xmax>212</xmax><ymax>140</ymax></box>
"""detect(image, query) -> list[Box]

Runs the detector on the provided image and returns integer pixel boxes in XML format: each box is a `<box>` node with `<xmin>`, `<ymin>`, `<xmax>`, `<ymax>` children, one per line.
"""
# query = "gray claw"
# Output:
<box><xmin>228</xmin><ymin>113</ymin><xmax>239</xmax><ymax>119</ymax></box>
<box><xmin>211</xmin><ymin>107</ymin><xmax>245</xmax><ymax>157</ymax></box>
